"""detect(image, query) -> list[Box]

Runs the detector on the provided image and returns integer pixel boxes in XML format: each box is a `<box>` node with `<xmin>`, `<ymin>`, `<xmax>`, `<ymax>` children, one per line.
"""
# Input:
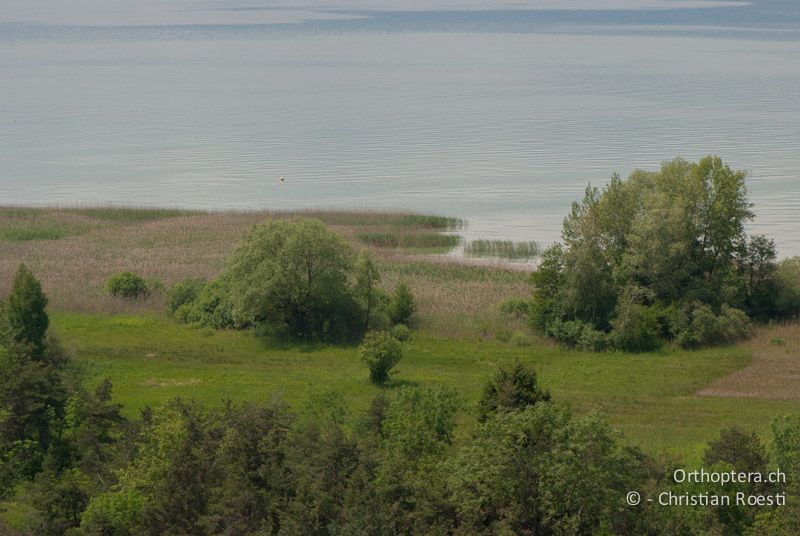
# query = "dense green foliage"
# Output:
<box><xmin>226</xmin><ymin>218</ymin><xmax>363</xmax><ymax>341</ymax></box>
<box><xmin>171</xmin><ymin>218</ymin><xmax>364</xmax><ymax>341</ymax></box>
<box><xmin>105</xmin><ymin>272</ymin><xmax>150</xmax><ymax>300</ymax></box>
<box><xmin>477</xmin><ymin>361</ymin><xmax>551</xmax><ymax>421</ymax></box>
<box><xmin>0</xmin><ymin>267</ymin><xmax>68</xmax><ymax>501</ymax></box>
<box><xmin>390</xmin><ymin>323</ymin><xmax>411</xmax><ymax>341</ymax></box>
<box><xmin>165</xmin><ymin>278</ymin><xmax>206</xmax><ymax>316</ymax></box>
<box><xmin>170</xmin><ymin>218</ymin><xmax>418</xmax><ymax>343</ymax></box>
<box><xmin>355</xmin><ymin>252</ymin><xmax>390</xmax><ymax>332</ymax></box>
<box><xmin>359</xmin><ymin>331</ymin><xmax>403</xmax><ymax>385</ymax></box>
<box><xmin>389</xmin><ymin>282</ymin><xmax>417</xmax><ymax>327</ymax></box>
<box><xmin>2</xmin><ymin>265</ymin><xmax>49</xmax><ymax>354</ymax></box>
<box><xmin>531</xmin><ymin>157</ymin><xmax>797</xmax><ymax>351</ymax></box>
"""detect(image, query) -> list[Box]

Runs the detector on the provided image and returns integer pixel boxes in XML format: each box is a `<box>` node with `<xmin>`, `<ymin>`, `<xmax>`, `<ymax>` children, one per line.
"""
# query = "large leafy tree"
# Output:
<box><xmin>531</xmin><ymin>156</ymin><xmax>775</xmax><ymax>350</ymax></box>
<box><xmin>225</xmin><ymin>218</ymin><xmax>364</xmax><ymax>342</ymax></box>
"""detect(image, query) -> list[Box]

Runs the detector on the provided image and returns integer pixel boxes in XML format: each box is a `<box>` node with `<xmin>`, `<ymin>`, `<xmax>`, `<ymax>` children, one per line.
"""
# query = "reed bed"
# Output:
<box><xmin>464</xmin><ymin>239</ymin><xmax>541</xmax><ymax>260</ymax></box>
<box><xmin>356</xmin><ymin>231</ymin><xmax>460</xmax><ymax>252</ymax></box>
<box><xmin>0</xmin><ymin>207</ymin><xmax>529</xmax><ymax>338</ymax></box>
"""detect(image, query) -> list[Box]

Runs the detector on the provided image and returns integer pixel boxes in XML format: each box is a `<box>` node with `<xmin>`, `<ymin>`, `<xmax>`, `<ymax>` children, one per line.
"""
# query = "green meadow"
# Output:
<box><xmin>50</xmin><ymin>311</ymin><xmax>798</xmax><ymax>463</ymax></box>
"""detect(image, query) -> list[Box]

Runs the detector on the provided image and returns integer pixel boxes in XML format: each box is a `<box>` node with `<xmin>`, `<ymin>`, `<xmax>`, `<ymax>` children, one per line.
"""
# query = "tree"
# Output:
<box><xmin>477</xmin><ymin>362</ymin><xmax>550</xmax><ymax>422</ymax></box>
<box><xmin>79</xmin><ymin>400</ymin><xmax>213</xmax><ymax>535</ymax></box>
<box><xmin>225</xmin><ymin>218</ymin><xmax>364</xmax><ymax>342</ymax></box>
<box><xmin>746</xmin><ymin>416</ymin><xmax>800</xmax><ymax>536</ymax></box>
<box><xmin>3</xmin><ymin>264</ymin><xmax>49</xmax><ymax>355</ymax></box>
<box><xmin>355</xmin><ymin>252</ymin><xmax>388</xmax><ymax>332</ymax></box>
<box><xmin>0</xmin><ymin>267</ymin><xmax>67</xmax><ymax>501</ymax></box>
<box><xmin>736</xmin><ymin>235</ymin><xmax>778</xmax><ymax>318</ymax></box>
<box><xmin>359</xmin><ymin>331</ymin><xmax>402</xmax><ymax>385</ymax></box>
<box><xmin>703</xmin><ymin>426</ymin><xmax>768</xmax><ymax>476</ymax></box>
<box><xmin>449</xmin><ymin>404</ymin><xmax>649</xmax><ymax>535</ymax></box>
<box><xmin>530</xmin><ymin>157</ymin><xmax>773</xmax><ymax>352</ymax></box>
<box><xmin>389</xmin><ymin>283</ymin><xmax>416</xmax><ymax>326</ymax></box>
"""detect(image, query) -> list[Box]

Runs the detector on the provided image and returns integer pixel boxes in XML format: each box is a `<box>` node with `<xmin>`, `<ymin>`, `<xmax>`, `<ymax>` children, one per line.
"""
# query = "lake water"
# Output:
<box><xmin>2</xmin><ymin>1</ymin><xmax>800</xmax><ymax>255</ymax></box>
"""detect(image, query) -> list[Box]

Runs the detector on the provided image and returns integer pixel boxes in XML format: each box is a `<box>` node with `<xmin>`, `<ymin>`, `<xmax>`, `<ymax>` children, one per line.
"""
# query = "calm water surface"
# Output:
<box><xmin>2</xmin><ymin>1</ymin><xmax>799</xmax><ymax>254</ymax></box>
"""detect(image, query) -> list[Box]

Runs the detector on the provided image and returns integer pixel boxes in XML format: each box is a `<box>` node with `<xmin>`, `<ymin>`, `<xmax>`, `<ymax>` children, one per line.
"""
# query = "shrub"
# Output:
<box><xmin>359</xmin><ymin>331</ymin><xmax>403</xmax><ymax>385</ymax></box>
<box><xmin>672</xmin><ymin>303</ymin><xmax>751</xmax><ymax>348</ymax></box>
<box><xmin>719</xmin><ymin>305</ymin><xmax>752</xmax><ymax>342</ymax></box>
<box><xmin>106</xmin><ymin>272</ymin><xmax>149</xmax><ymax>300</ymax></box>
<box><xmin>498</xmin><ymin>298</ymin><xmax>530</xmax><ymax>319</ymax></box>
<box><xmin>390</xmin><ymin>324</ymin><xmax>411</xmax><ymax>342</ymax></box>
<box><xmin>477</xmin><ymin>362</ymin><xmax>550</xmax><ymax>421</ymax></box>
<box><xmin>529</xmin><ymin>296</ymin><xmax>557</xmax><ymax>333</ymax></box>
<box><xmin>546</xmin><ymin>318</ymin><xmax>611</xmax><ymax>351</ymax></box>
<box><xmin>610</xmin><ymin>303</ymin><xmax>662</xmax><ymax>353</ymax></box>
<box><xmin>577</xmin><ymin>327</ymin><xmax>609</xmax><ymax>352</ymax></box>
<box><xmin>166</xmin><ymin>279</ymin><xmax>206</xmax><ymax>315</ymax></box>
<box><xmin>183</xmin><ymin>279</ymin><xmax>236</xmax><ymax>329</ymax></box>
<box><xmin>389</xmin><ymin>283</ymin><xmax>416</xmax><ymax>326</ymax></box>
<box><xmin>546</xmin><ymin>319</ymin><xmax>587</xmax><ymax>348</ymax></box>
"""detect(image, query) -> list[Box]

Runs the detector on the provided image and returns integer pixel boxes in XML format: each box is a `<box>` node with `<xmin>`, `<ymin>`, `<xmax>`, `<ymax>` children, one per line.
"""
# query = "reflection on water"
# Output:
<box><xmin>1</xmin><ymin>1</ymin><xmax>799</xmax><ymax>255</ymax></box>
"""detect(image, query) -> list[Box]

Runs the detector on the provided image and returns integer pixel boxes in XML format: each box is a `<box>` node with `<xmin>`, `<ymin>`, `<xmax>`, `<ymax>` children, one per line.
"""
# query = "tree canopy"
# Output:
<box><xmin>3</xmin><ymin>264</ymin><xmax>49</xmax><ymax>355</ymax></box>
<box><xmin>531</xmin><ymin>156</ymin><xmax>798</xmax><ymax>351</ymax></box>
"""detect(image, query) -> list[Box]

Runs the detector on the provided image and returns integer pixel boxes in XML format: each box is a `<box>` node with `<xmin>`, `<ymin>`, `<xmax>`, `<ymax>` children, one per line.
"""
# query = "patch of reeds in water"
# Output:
<box><xmin>464</xmin><ymin>239</ymin><xmax>540</xmax><ymax>260</ymax></box>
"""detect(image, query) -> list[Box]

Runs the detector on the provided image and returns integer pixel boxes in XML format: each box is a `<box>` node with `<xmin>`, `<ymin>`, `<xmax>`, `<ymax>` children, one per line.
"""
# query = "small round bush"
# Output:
<box><xmin>359</xmin><ymin>331</ymin><xmax>403</xmax><ymax>385</ymax></box>
<box><xmin>106</xmin><ymin>272</ymin><xmax>149</xmax><ymax>300</ymax></box>
<box><xmin>390</xmin><ymin>323</ymin><xmax>411</xmax><ymax>341</ymax></box>
<box><xmin>499</xmin><ymin>297</ymin><xmax>530</xmax><ymax>319</ymax></box>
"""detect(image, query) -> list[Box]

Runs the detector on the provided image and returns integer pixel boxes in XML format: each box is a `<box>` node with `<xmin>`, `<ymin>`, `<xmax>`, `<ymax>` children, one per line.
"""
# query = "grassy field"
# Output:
<box><xmin>2</xmin><ymin>206</ymin><xmax>800</xmax><ymax>465</ymax></box>
<box><xmin>50</xmin><ymin>311</ymin><xmax>800</xmax><ymax>462</ymax></box>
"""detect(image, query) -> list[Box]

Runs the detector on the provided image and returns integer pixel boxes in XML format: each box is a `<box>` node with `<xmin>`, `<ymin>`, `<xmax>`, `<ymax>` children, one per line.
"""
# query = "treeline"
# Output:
<box><xmin>2</xmin><ymin>266</ymin><xmax>800</xmax><ymax>535</ymax></box>
<box><xmin>529</xmin><ymin>157</ymin><xmax>800</xmax><ymax>352</ymax></box>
